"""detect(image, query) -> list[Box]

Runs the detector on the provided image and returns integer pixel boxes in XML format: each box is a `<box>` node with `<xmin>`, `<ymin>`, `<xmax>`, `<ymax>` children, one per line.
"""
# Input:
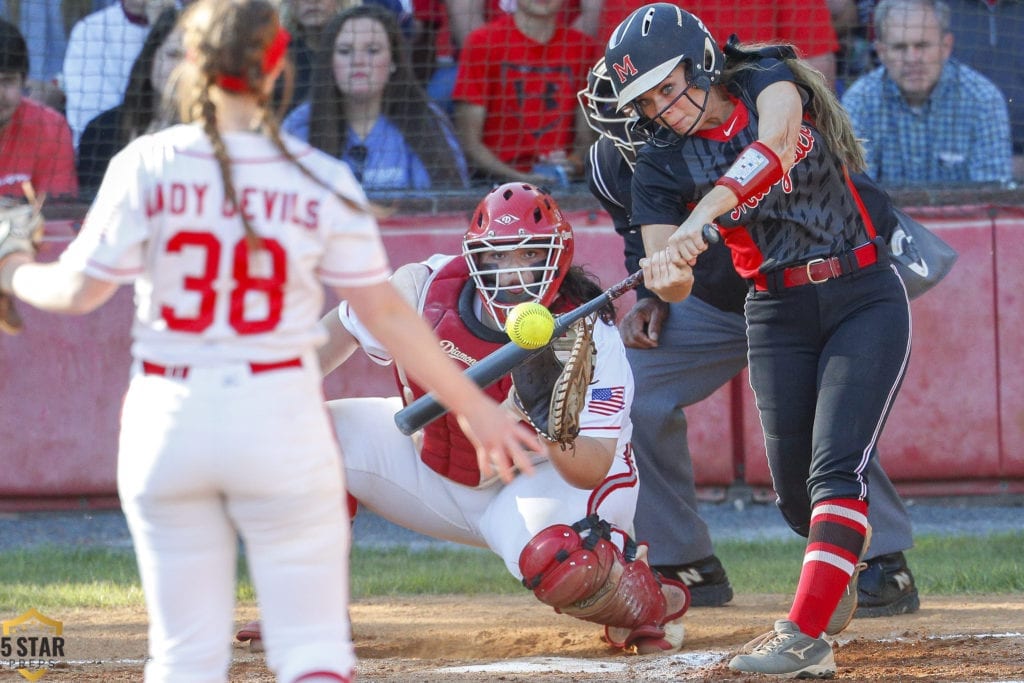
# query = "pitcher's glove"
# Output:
<box><xmin>0</xmin><ymin>294</ymin><xmax>23</xmax><ymax>335</ymax></box>
<box><xmin>507</xmin><ymin>316</ymin><xmax>596</xmax><ymax>446</ymax></box>
<box><xmin>0</xmin><ymin>198</ymin><xmax>44</xmax><ymax>261</ymax></box>
<box><xmin>0</xmin><ymin>198</ymin><xmax>45</xmax><ymax>335</ymax></box>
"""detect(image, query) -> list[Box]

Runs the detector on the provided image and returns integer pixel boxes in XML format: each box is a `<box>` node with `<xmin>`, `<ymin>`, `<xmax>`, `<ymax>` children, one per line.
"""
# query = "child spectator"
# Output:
<box><xmin>76</xmin><ymin>7</ymin><xmax>182</xmax><ymax>198</ymax></box>
<box><xmin>0</xmin><ymin>18</ymin><xmax>77</xmax><ymax>198</ymax></box>
<box><xmin>451</xmin><ymin>0</ymin><xmax>600</xmax><ymax>185</ymax></box>
<box><xmin>284</xmin><ymin>3</ymin><xmax>468</xmax><ymax>191</ymax></box>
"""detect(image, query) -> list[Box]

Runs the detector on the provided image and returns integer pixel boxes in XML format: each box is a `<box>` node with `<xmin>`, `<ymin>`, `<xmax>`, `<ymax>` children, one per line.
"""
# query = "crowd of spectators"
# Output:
<box><xmin>0</xmin><ymin>0</ymin><xmax>1019</xmax><ymax>203</ymax></box>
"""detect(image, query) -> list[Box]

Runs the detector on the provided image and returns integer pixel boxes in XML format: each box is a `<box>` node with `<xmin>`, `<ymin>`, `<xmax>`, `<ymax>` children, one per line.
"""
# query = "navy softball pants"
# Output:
<box><xmin>745</xmin><ymin>260</ymin><xmax>911</xmax><ymax>537</ymax></box>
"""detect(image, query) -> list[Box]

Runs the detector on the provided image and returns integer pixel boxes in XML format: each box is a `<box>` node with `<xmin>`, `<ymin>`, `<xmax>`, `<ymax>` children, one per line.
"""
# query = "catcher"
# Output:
<box><xmin>237</xmin><ymin>182</ymin><xmax>690</xmax><ymax>654</ymax></box>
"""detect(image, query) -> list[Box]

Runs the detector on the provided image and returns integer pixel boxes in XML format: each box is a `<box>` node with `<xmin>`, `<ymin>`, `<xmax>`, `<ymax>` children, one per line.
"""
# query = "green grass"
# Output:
<box><xmin>1</xmin><ymin>532</ymin><xmax>1021</xmax><ymax>611</ymax></box>
<box><xmin>715</xmin><ymin>534</ymin><xmax>1024</xmax><ymax>594</ymax></box>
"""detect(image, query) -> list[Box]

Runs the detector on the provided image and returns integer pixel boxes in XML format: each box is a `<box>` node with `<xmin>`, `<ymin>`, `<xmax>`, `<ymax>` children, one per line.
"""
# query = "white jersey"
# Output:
<box><xmin>60</xmin><ymin>124</ymin><xmax>391</xmax><ymax>365</ymax></box>
<box><xmin>339</xmin><ymin>255</ymin><xmax>636</xmax><ymax>450</ymax></box>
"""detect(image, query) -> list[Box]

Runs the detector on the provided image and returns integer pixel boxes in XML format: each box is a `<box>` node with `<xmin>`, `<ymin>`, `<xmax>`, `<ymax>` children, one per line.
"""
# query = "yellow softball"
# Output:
<box><xmin>505</xmin><ymin>302</ymin><xmax>556</xmax><ymax>350</ymax></box>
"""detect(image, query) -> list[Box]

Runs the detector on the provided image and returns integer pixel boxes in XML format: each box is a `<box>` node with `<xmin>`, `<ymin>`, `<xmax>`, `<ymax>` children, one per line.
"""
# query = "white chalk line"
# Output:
<box><xmin>38</xmin><ymin>632</ymin><xmax>1024</xmax><ymax>676</ymax></box>
<box><xmin>438</xmin><ymin>632</ymin><xmax>1024</xmax><ymax>677</ymax></box>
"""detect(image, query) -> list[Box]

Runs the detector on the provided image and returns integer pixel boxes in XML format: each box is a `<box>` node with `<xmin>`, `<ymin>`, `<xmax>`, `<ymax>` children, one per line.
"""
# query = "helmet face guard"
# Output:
<box><xmin>463</xmin><ymin>183</ymin><xmax>574</xmax><ymax>325</ymax></box>
<box><xmin>578</xmin><ymin>58</ymin><xmax>644</xmax><ymax>167</ymax></box>
<box><xmin>604</xmin><ymin>3</ymin><xmax>724</xmax><ymax>144</ymax></box>
<box><xmin>630</xmin><ymin>79</ymin><xmax>712</xmax><ymax>147</ymax></box>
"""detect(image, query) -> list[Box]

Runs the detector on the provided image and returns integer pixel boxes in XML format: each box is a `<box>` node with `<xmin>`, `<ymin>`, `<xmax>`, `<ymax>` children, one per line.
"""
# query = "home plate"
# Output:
<box><xmin>437</xmin><ymin>651</ymin><xmax>724</xmax><ymax>675</ymax></box>
<box><xmin>438</xmin><ymin>658</ymin><xmax>627</xmax><ymax>674</ymax></box>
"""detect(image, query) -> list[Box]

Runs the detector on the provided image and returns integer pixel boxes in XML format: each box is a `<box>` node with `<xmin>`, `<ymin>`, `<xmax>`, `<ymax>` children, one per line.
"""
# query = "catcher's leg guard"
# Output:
<box><xmin>519</xmin><ymin>515</ymin><xmax>690</xmax><ymax>654</ymax></box>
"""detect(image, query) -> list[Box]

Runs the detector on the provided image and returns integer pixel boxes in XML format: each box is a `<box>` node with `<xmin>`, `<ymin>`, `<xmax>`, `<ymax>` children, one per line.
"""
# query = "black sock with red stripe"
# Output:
<box><xmin>788</xmin><ymin>498</ymin><xmax>868</xmax><ymax>638</ymax></box>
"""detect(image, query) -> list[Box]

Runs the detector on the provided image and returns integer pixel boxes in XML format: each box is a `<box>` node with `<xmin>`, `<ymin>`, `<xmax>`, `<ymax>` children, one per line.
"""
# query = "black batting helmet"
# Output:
<box><xmin>604</xmin><ymin>3</ymin><xmax>724</xmax><ymax>112</ymax></box>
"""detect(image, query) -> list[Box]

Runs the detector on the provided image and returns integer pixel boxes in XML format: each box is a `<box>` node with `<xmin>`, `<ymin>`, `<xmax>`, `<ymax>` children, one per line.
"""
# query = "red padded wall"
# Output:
<box><xmin>995</xmin><ymin>207</ymin><xmax>1024</xmax><ymax>478</ymax></box>
<box><xmin>738</xmin><ymin>206</ymin><xmax>1017</xmax><ymax>497</ymax></box>
<box><xmin>0</xmin><ymin>206</ymin><xmax>1020</xmax><ymax>507</ymax></box>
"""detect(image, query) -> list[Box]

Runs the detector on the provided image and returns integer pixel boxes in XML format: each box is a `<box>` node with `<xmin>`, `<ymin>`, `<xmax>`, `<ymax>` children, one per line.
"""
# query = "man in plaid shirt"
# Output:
<box><xmin>840</xmin><ymin>0</ymin><xmax>1011</xmax><ymax>186</ymax></box>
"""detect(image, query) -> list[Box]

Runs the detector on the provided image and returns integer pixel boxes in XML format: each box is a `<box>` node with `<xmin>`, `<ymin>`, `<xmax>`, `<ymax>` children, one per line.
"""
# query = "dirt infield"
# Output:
<box><xmin>3</xmin><ymin>593</ymin><xmax>1022</xmax><ymax>682</ymax></box>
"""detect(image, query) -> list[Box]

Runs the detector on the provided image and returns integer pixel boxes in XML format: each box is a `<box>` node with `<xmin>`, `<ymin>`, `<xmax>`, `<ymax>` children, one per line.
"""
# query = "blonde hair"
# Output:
<box><xmin>174</xmin><ymin>0</ymin><xmax>369</xmax><ymax>248</ymax></box>
<box><xmin>722</xmin><ymin>43</ymin><xmax>867</xmax><ymax>173</ymax></box>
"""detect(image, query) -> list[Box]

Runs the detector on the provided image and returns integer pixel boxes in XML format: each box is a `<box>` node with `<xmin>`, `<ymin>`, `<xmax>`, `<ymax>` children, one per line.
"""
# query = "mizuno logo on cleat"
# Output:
<box><xmin>785</xmin><ymin>642</ymin><xmax>816</xmax><ymax>660</ymax></box>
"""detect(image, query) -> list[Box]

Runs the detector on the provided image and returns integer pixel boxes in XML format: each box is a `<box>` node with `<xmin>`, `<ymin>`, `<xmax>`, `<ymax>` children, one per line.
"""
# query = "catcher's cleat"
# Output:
<box><xmin>855</xmin><ymin>551</ymin><xmax>920</xmax><ymax>618</ymax></box>
<box><xmin>728</xmin><ymin>619</ymin><xmax>836</xmax><ymax>679</ymax></box>
<box><xmin>521</xmin><ymin>515</ymin><xmax>690</xmax><ymax>656</ymax></box>
<box><xmin>605</xmin><ymin>574</ymin><xmax>690</xmax><ymax>655</ymax></box>
<box><xmin>235</xmin><ymin>620</ymin><xmax>263</xmax><ymax>652</ymax></box>
<box><xmin>653</xmin><ymin>554</ymin><xmax>733</xmax><ymax>607</ymax></box>
<box><xmin>825</xmin><ymin>524</ymin><xmax>872</xmax><ymax>636</ymax></box>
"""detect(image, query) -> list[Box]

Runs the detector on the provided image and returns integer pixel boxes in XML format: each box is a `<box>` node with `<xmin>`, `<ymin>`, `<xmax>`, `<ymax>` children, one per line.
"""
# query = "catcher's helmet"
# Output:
<box><xmin>604</xmin><ymin>3</ymin><xmax>724</xmax><ymax>112</ymax></box>
<box><xmin>463</xmin><ymin>183</ymin><xmax>574</xmax><ymax>325</ymax></box>
<box><xmin>577</xmin><ymin>57</ymin><xmax>643</xmax><ymax>169</ymax></box>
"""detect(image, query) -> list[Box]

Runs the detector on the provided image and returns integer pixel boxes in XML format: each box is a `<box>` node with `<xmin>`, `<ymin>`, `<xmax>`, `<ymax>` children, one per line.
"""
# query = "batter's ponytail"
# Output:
<box><xmin>721</xmin><ymin>40</ymin><xmax>867</xmax><ymax>173</ymax></box>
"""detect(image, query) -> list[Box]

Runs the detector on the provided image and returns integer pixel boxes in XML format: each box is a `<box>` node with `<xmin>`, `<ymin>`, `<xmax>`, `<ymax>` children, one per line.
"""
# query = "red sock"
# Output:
<box><xmin>788</xmin><ymin>498</ymin><xmax>868</xmax><ymax>637</ymax></box>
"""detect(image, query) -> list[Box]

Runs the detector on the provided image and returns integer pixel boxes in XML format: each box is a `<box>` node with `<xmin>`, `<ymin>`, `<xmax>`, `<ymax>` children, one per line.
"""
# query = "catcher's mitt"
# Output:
<box><xmin>508</xmin><ymin>315</ymin><xmax>596</xmax><ymax>446</ymax></box>
<box><xmin>0</xmin><ymin>197</ymin><xmax>45</xmax><ymax>335</ymax></box>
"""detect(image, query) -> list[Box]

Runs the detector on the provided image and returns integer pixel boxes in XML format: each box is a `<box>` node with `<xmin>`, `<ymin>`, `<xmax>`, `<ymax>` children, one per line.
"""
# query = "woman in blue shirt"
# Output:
<box><xmin>283</xmin><ymin>3</ymin><xmax>468</xmax><ymax>191</ymax></box>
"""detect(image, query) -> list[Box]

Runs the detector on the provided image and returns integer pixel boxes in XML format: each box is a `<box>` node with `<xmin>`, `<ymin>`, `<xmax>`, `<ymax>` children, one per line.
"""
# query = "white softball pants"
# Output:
<box><xmin>329</xmin><ymin>396</ymin><xmax>639</xmax><ymax>579</ymax></box>
<box><xmin>118</xmin><ymin>359</ymin><xmax>354</xmax><ymax>683</ymax></box>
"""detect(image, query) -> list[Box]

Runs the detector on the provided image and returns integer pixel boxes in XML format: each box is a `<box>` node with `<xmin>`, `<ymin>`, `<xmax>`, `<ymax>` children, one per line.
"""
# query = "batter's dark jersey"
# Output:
<box><xmin>630</xmin><ymin>58</ymin><xmax>879</xmax><ymax>280</ymax></box>
<box><xmin>586</xmin><ymin>136</ymin><xmax>748</xmax><ymax>315</ymax></box>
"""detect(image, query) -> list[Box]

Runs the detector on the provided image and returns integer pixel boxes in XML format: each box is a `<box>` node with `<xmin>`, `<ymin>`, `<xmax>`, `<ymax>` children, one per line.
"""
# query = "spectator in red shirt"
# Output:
<box><xmin>0</xmin><ymin>18</ymin><xmax>77</xmax><ymax>198</ymax></box>
<box><xmin>451</xmin><ymin>0</ymin><xmax>600</xmax><ymax>185</ymax></box>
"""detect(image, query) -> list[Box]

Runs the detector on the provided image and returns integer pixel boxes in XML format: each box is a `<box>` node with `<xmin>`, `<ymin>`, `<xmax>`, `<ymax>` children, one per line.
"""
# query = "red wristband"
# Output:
<box><xmin>715</xmin><ymin>140</ymin><xmax>784</xmax><ymax>203</ymax></box>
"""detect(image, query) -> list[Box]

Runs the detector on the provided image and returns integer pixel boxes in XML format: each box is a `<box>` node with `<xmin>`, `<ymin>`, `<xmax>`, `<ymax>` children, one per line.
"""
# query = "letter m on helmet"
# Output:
<box><xmin>611</xmin><ymin>55</ymin><xmax>638</xmax><ymax>84</ymax></box>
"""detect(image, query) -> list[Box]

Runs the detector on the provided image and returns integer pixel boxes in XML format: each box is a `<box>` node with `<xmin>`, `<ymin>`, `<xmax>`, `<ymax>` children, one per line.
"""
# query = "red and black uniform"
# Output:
<box><xmin>630</xmin><ymin>57</ymin><xmax>912</xmax><ymax>539</ymax></box>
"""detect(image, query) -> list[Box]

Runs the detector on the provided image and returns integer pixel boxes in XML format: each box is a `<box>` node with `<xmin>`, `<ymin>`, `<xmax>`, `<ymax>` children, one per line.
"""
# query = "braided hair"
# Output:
<box><xmin>175</xmin><ymin>0</ymin><xmax>369</xmax><ymax>249</ymax></box>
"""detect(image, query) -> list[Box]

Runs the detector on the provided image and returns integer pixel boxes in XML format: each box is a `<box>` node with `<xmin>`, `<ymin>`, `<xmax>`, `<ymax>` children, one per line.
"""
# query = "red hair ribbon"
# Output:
<box><xmin>216</xmin><ymin>26</ymin><xmax>291</xmax><ymax>93</ymax></box>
